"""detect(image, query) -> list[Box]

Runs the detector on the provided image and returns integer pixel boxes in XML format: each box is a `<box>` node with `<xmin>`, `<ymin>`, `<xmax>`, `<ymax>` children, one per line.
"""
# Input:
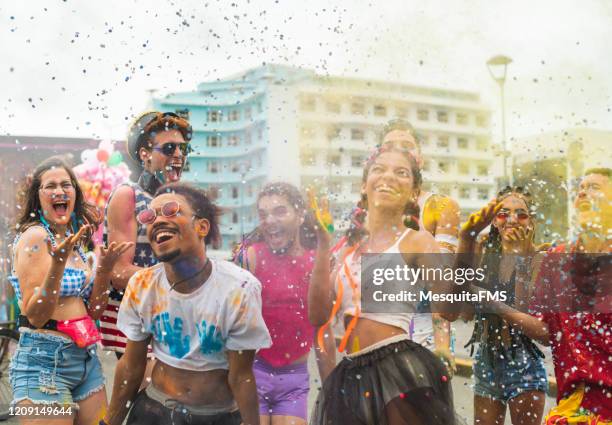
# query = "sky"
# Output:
<box><xmin>1</xmin><ymin>0</ymin><xmax>611</xmax><ymax>145</ymax></box>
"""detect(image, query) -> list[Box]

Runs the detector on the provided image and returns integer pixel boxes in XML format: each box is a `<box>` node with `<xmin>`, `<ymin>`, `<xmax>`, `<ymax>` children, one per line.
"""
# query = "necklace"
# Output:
<box><xmin>168</xmin><ymin>258</ymin><xmax>210</xmax><ymax>292</ymax></box>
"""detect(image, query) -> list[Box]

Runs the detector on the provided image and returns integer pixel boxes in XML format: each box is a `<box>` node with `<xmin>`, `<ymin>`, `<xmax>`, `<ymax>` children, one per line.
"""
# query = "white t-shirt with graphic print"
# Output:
<box><xmin>117</xmin><ymin>259</ymin><xmax>272</xmax><ymax>371</ymax></box>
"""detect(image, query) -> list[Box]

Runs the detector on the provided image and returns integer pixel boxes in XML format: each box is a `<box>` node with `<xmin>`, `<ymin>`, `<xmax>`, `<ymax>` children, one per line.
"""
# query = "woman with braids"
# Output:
<box><xmin>381</xmin><ymin>118</ymin><xmax>460</xmax><ymax>377</ymax></box>
<box><xmin>461</xmin><ymin>187</ymin><xmax>547</xmax><ymax>425</ymax></box>
<box><xmin>233</xmin><ymin>182</ymin><xmax>329</xmax><ymax>425</ymax></box>
<box><xmin>308</xmin><ymin>144</ymin><xmax>458</xmax><ymax>425</ymax></box>
<box><xmin>8</xmin><ymin>157</ymin><xmax>131</xmax><ymax>424</ymax></box>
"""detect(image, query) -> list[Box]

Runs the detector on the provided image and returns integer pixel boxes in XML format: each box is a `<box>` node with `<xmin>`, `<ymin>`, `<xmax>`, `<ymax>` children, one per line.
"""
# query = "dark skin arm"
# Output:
<box><xmin>227</xmin><ymin>350</ymin><xmax>259</xmax><ymax>425</ymax></box>
<box><xmin>106</xmin><ymin>185</ymin><xmax>142</xmax><ymax>290</ymax></box>
<box><xmin>104</xmin><ymin>337</ymin><xmax>150</xmax><ymax>425</ymax></box>
<box><xmin>308</xmin><ymin>222</ymin><xmax>336</xmax><ymax>326</ymax></box>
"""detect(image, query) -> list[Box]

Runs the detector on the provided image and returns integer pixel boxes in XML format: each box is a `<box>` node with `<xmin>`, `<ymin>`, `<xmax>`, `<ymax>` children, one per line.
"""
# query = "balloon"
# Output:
<box><xmin>96</xmin><ymin>149</ymin><xmax>110</xmax><ymax>163</ymax></box>
<box><xmin>108</xmin><ymin>151</ymin><xmax>123</xmax><ymax>166</ymax></box>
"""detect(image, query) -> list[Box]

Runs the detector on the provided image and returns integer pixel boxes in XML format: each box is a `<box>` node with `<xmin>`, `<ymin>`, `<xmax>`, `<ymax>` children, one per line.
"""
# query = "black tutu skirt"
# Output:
<box><xmin>310</xmin><ymin>337</ymin><xmax>456</xmax><ymax>425</ymax></box>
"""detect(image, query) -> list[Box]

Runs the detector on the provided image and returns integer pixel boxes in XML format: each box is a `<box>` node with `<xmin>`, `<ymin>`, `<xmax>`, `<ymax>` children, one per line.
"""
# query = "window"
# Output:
<box><xmin>351</xmin><ymin>155</ymin><xmax>363</xmax><ymax>167</ymax></box>
<box><xmin>326</xmin><ymin>101</ymin><xmax>341</xmax><ymax>113</ymax></box>
<box><xmin>206</xmin><ymin>186</ymin><xmax>220</xmax><ymax>200</ymax></box>
<box><xmin>458</xmin><ymin>161</ymin><xmax>470</xmax><ymax>175</ymax></box>
<box><xmin>457</xmin><ymin>137</ymin><xmax>469</xmax><ymax>149</ymax></box>
<box><xmin>478</xmin><ymin>188</ymin><xmax>489</xmax><ymax>200</ymax></box>
<box><xmin>227</xmin><ymin>135</ymin><xmax>239</xmax><ymax>146</ymax></box>
<box><xmin>232</xmin><ymin>186</ymin><xmax>239</xmax><ymax>199</ymax></box>
<box><xmin>417</xmin><ymin>109</ymin><xmax>429</xmax><ymax>121</ymax></box>
<box><xmin>258</xmin><ymin>128</ymin><xmax>263</xmax><ymax>140</ymax></box>
<box><xmin>207</xmin><ymin>136</ymin><xmax>219</xmax><ymax>147</ymax></box>
<box><xmin>396</xmin><ymin>106</ymin><xmax>408</xmax><ymax>118</ymax></box>
<box><xmin>456</xmin><ymin>112</ymin><xmax>468</xmax><ymax>125</ymax></box>
<box><xmin>476</xmin><ymin>114</ymin><xmax>487</xmax><ymax>127</ymax></box>
<box><xmin>175</xmin><ymin>108</ymin><xmax>190</xmax><ymax>120</ymax></box>
<box><xmin>232</xmin><ymin>212</ymin><xmax>238</xmax><ymax>224</ymax></box>
<box><xmin>328</xmin><ymin>155</ymin><xmax>341</xmax><ymax>166</ymax></box>
<box><xmin>351</xmin><ymin>102</ymin><xmax>364</xmax><ymax>115</ymax></box>
<box><xmin>459</xmin><ymin>186</ymin><xmax>471</xmax><ymax>199</ymax></box>
<box><xmin>476</xmin><ymin>138</ymin><xmax>489</xmax><ymax>151</ymax></box>
<box><xmin>245</xmin><ymin>131</ymin><xmax>252</xmax><ymax>145</ymax></box>
<box><xmin>351</xmin><ymin>129</ymin><xmax>364</xmax><ymax>140</ymax></box>
<box><xmin>330</xmin><ymin>181</ymin><xmax>342</xmax><ymax>193</ymax></box>
<box><xmin>207</xmin><ymin>110</ymin><xmax>222</xmax><ymax>122</ymax></box>
<box><xmin>374</xmin><ymin>104</ymin><xmax>387</xmax><ymax>117</ymax></box>
<box><xmin>438</xmin><ymin>185</ymin><xmax>452</xmax><ymax>196</ymax></box>
<box><xmin>245</xmin><ymin>107</ymin><xmax>252</xmax><ymax>120</ymax></box>
<box><xmin>228</xmin><ymin>110</ymin><xmax>240</xmax><ymax>122</ymax></box>
<box><xmin>437</xmin><ymin>111</ymin><xmax>448</xmax><ymax>123</ymax></box>
<box><xmin>300</xmin><ymin>96</ymin><xmax>315</xmax><ymax>112</ymax></box>
<box><xmin>301</xmin><ymin>152</ymin><xmax>316</xmax><ymax>166</ymax></box>
<box><xmin>231</xmin><ymin>162</ymin><xmax>239</xmax><ymax>173</ymax></box>
<box><xmin>327</xmin><ymin>126</ymin><xmax>341</xmax><ymax>140</ymax></box>
<box><xmin>420</xmin><ymin>135</ymin><xmax>429</xmax><ymax>147</ymax></box>
<box><xmin>208</xmin><ymin>161</ymin><xmax>218</xmax><ymax>173</ymax></box>
<box><xmin>438</xmin><ymin>161</ymin><xmax>450</xmax><ymax>173</ymax></box>
<box><xmin>437</xmin><ymin>136</ymin><xmax>449</xmax><ymax>148</ymax></box>
<box><xmin>422</xmin><ymin>160</ymin><xmax>430</xmax><ymax>172</ymax></box>
<box><xmin>477</xmin><ymin>164</ymin><xmax>489</xmax><ymax>176</ymax></box>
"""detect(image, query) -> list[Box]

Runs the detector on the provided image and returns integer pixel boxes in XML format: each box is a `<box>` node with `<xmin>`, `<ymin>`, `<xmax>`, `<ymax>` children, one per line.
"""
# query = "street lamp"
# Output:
<box><xmin>486</xmin><ymin>55</ymin><xmax>513</xmax><ymax>186</ymax></box>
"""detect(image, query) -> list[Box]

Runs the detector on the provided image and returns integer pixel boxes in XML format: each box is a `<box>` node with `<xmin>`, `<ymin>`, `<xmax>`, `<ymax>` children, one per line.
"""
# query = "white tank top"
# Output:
<box><xmin>336</xmin><ymin>228</ymin><xmax>415</xmax><ymax>333</ymax></box>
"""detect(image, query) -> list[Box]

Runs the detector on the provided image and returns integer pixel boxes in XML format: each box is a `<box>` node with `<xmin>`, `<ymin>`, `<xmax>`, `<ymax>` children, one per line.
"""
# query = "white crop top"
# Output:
<box><xmin>336</xmin><ymin>228</ymin><xmax>415</xmax><ymax>333</ymax></box>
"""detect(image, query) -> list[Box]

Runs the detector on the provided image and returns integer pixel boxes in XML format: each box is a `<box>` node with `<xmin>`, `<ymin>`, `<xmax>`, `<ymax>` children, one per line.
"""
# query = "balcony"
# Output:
<box><xmin>190</xmin><ymin>142</ymin><xmax>267</xmax><ymax>158</ymax></box>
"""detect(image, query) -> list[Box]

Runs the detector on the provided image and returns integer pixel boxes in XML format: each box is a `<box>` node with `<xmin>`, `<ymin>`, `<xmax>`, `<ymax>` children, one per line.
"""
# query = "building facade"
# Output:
<box><xmin>154</xmin><ymin>64</ymin><xmax>497</xmax><ymax>250</ymax></box>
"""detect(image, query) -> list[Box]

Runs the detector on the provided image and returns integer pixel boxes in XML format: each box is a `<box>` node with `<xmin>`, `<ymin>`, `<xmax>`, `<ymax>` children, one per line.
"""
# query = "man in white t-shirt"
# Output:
<box><xmin>104</xmin><ymin>183</ymin><xmax>271</xmax><ymax>425</ymax></box>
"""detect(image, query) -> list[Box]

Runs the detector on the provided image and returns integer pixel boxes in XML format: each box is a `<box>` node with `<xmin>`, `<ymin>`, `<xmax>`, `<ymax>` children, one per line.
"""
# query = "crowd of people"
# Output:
<box><xmin>5</xmin><ymin>111</ymin><xmax>610</xmax><ymax>425</ymax></box>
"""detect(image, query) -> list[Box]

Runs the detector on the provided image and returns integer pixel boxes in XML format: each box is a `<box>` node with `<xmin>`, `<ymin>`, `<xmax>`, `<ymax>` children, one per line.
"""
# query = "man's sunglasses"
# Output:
<box><xmin>496</xmin><ymin>211</ymin><xmax>530</xmax><ymax>222</ymax></box>
<box><xmin>137</xmin><ymin>201</ymin><xmax>181</xmax><ymax>225</ymax></box>
<box><xmin>153</xmin><ymin>142</ymin><xmax>193</xmax><ymax>157</ymax></box>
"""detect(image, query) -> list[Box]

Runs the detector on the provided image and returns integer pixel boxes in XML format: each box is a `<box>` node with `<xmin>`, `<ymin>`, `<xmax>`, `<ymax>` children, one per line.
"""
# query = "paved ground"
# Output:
<box><xmin>3</xmin><ymin>321</ymin><xmax>557</xmax><ymax>424</ymax></box>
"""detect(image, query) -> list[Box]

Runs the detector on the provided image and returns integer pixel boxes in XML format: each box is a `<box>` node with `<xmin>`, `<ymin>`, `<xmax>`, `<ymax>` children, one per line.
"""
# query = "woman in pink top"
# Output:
<box><xmin>234</xmin><ymin>182</ymin><xmax>319</xmax><ymax>425</ymax></box>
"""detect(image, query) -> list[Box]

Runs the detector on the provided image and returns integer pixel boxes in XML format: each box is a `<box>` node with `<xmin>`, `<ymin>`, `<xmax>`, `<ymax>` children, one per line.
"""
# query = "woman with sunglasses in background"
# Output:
<box><xmin>99</xmin><ymin>111</ymin><xmax>192</xmax><ymax>369</ymax></box>
<box><xmin>462</xmin><ymin>187</ymin><xmax>547</xmax><ymax>425</ymax></box>
<box><xmin>309</xmin><ymin>144</ymin><xmax>459</xmax><ymax>425</ymax></box>
<box><xmin>8</xmin><ymin>156</ymin><xmax>130</xmax><ymax>425</ymax></box>
<box><xmin>233</xmin><ymin>182</ymin><xmax>326</xmax><ymax>425</ymax></box>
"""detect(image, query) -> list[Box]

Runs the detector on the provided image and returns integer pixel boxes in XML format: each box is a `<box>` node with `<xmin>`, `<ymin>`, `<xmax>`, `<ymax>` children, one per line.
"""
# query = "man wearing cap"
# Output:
<box><xmin>99</xmin><ymin>111</ymin><xmax>193</xmax><ymax>364</ymax></box>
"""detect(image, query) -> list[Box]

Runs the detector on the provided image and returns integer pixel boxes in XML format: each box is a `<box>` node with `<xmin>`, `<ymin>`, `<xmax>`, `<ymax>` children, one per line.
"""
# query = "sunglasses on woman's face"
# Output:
<box><xmin>496</xmin><ymin>210</ymin><xmax>530</xmax><ymax>222</ymax></box>
<box><xmin>153</xmin><ymin>142</ymin><xmax>192</xmax><ymax>157</ymax></box>
<box><xmin>137</xmin><ymin>201</ymin><xmax>181</xmax><ymax>225</ymax></box>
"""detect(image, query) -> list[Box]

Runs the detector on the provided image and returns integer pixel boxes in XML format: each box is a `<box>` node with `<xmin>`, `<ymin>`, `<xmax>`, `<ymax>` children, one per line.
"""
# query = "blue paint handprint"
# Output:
<box><xmin>151</xmin><ymin>312</ymin><xmax>191</xmax><ymax>358</ymax></box>
<box><xmin>196</xmin><ymin>320</ymin><xmax>224</xmax><ymax>354</ymax></box>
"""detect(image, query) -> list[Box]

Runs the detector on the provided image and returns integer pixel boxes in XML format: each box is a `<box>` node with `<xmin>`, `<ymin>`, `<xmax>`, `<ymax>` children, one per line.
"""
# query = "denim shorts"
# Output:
<box><xmin>9</xmin><ymin>329</ymin><xmax>106</xmax><ymax>409</ymax></box>
<box><xmin>473</xmin><ymin>343</ymin><xmax>547</xmax><ymax>402</ymax></box>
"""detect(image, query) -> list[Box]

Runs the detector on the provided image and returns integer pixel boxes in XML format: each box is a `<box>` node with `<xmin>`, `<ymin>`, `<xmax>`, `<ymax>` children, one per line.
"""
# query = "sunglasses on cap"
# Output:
<box><xmin>496</xmin><ymin>210</ymin><xmax>530</xmax><ymax>222</ymax></box>
<box><xmin>152</xmin><ymin>142</ymin><xmax>193</xmax><ymax>157</ymax></box>
<box><xmin>137</xmin><ymin>201</ymin><xmax>182</xmax><ymax>225</ymax></box>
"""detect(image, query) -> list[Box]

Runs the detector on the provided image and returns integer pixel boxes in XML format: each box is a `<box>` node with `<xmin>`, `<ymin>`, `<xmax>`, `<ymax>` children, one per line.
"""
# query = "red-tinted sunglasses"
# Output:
<box><xmin>496</xmin><ymin>211</ymin><xmax>530</xmax><ymax>222</ymax></box>
<box><xmin>137</xmin><ymin>201</ymin><xmax>181</xmax><ymax>225</ymax></box>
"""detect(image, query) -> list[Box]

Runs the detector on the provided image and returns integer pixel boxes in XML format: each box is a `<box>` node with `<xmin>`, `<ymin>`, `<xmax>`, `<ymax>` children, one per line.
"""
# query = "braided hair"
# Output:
<box><xmin>345</xmin><ymin>143</ymin><xmax>422</xmax><ymax>247</ymax></box>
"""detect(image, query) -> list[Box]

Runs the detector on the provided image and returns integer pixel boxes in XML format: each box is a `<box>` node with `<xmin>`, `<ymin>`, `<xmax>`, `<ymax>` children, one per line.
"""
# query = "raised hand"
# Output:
<box><xmin>459</xmin><ymin>200</ymin><xmax>502</xmax><ymax>241</ymax></box>
<box><xmin>503</xmin><ymin>226</ymin><xmax>535</xmax><ymax>254</ymax></box>
<box><xmin>46</xmin><ymin>224</ymin><xmax>92</xmax><ymax>264</ymax></box>
<box><xmin>97</xmin><ymin>241</ymin><xmax>133</xmax><ymax>273</ymax></box>
<box><xmin>307</xmin><ymin>187</ymin><xmax>334</xmax><ymax>247</ymax></box>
